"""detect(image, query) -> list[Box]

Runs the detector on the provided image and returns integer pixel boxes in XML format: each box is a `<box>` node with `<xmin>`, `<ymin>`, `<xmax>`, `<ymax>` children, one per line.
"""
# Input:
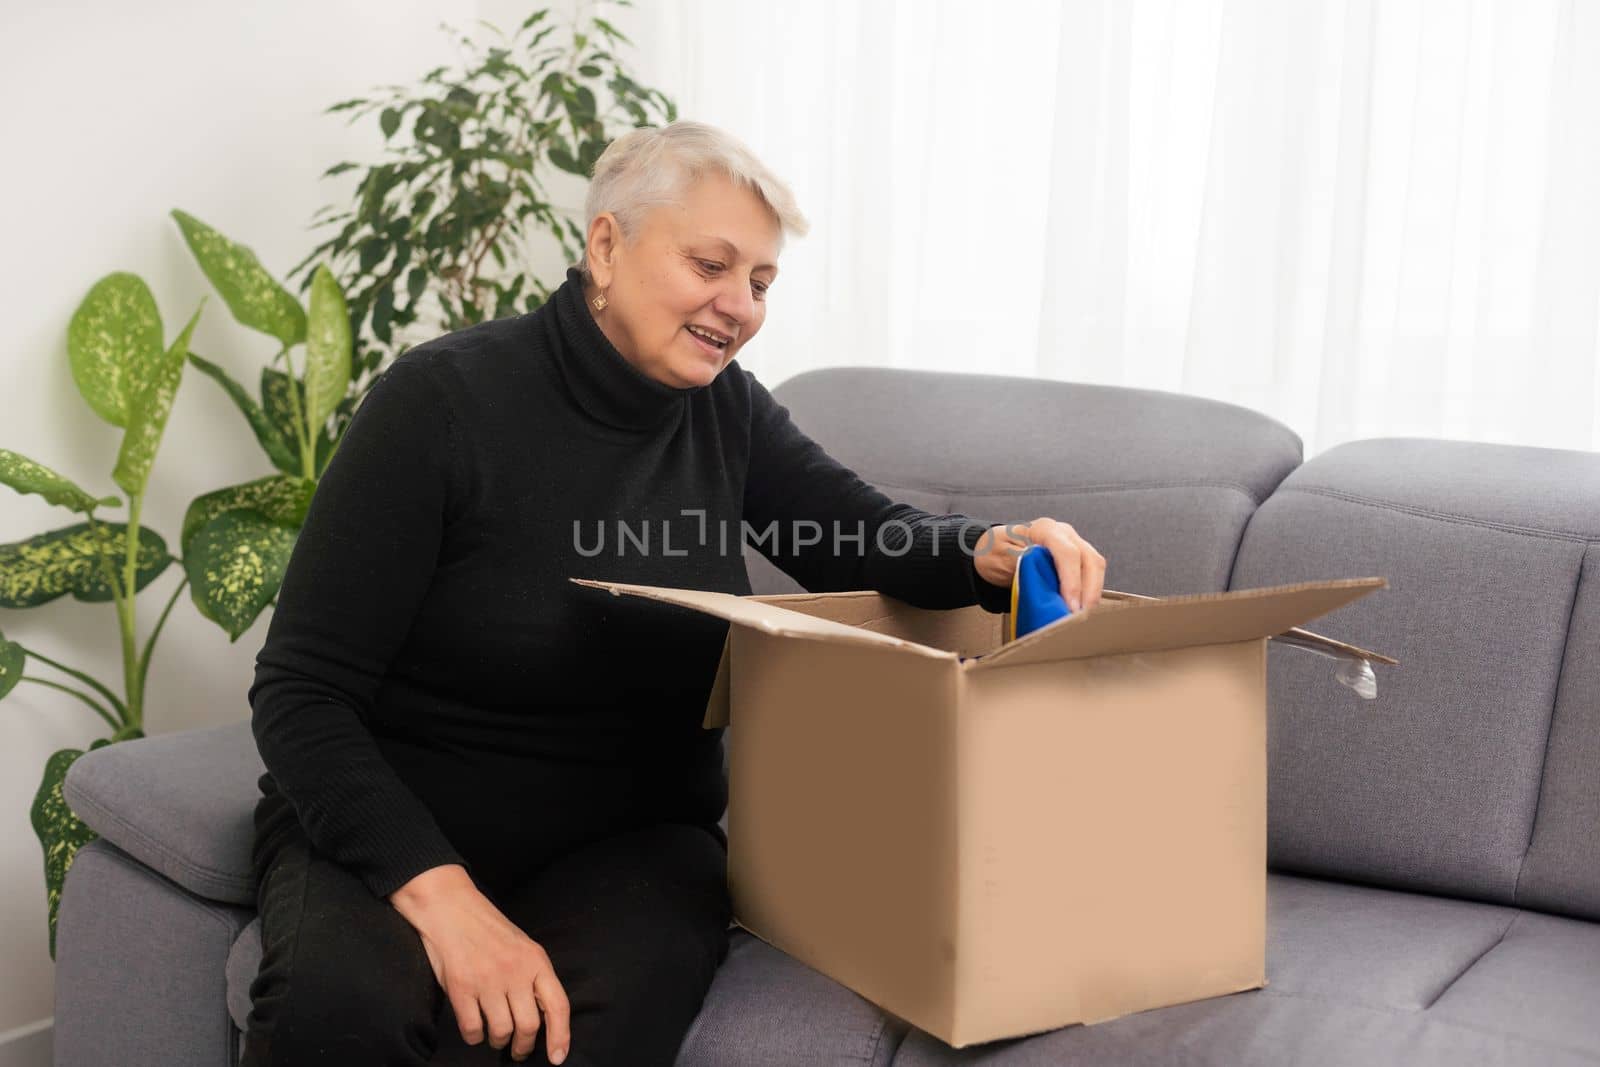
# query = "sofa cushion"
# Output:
<box><xmin>63</xmin><ymin>720</ymin><xmax>262</xmax><ymax>905</ymax></box>
<box><xmin>1229</xmin><ymin>438</ymin><xmax>1599</xmax><ymax>906</ymax></box>
<box><xmin>889</xmin><ymin>875</ymin><xmax>1600</xmax><ymax>1065</ymax></box>
<box><xmin>760</xmin><ymin>368</ymin><xmax>1303</xmax><ymax>597</ymax></box>
<box><xmin>1426</xmin><ymin>909</ymin><xmax>1600</xmax><ymax>1046</ymax></box>
<box><xmin>227</xmin><ymin>923</ymin><xmax>907</xmax><ymax>1066</ymax></box>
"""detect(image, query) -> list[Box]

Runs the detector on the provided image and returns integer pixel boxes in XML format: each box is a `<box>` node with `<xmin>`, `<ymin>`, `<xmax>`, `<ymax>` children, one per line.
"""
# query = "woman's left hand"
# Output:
<box><xmin>973</xmin><ymin>518</ymin><xmax>1107</xmax><ymax>613</ymax></box>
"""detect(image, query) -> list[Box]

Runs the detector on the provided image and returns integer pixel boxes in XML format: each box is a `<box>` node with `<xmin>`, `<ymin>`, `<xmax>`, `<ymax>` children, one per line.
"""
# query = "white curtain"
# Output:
<box><xmin>627</xmin><ymin>0</ymin><xmax>1600</xmax><ymax>457</ymax></box>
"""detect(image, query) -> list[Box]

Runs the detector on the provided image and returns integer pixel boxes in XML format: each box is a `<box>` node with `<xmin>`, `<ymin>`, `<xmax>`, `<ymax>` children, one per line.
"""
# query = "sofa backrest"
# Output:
<box><xmin>1230</xmin><ymin>437</ymin><xmax>1600</xmax><ymax>921</ymax></box>
<box><xmin>757</xmin><ymin>367</ymin><xmax>1303</xmax><ymax>598</ymax></box>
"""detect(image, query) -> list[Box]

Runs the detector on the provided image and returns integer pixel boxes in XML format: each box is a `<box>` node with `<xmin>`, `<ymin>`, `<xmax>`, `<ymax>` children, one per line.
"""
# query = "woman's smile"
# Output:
<box><xmin>685</xmin><ymin>323</ymin><xmax>733</xmax><ymax>362</ymax></box>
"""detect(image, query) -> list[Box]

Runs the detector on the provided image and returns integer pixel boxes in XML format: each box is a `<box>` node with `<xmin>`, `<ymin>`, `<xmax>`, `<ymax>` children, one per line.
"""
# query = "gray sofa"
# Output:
<box><xmin>53</xmin><ymin>367</ymin><xmax>1600</xmax><ymax>1066</ymax></box>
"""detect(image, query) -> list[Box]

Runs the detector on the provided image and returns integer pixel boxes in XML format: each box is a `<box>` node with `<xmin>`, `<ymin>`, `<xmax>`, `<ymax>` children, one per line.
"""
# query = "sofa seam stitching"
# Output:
<box><xmin>875</xmin><ymin>1019</ymin><xmax>910</xmax><ymax>1065</ymax></box>
<box><xmin>861</xmin><ymin>1013</ymin><xmax>889</xmax><ymax>1065</ymax></box>
<box><xmin>1419</xmin><ymin>912</ymin><xmax>1520</xmax><ymax>1011</ymax></box>
<box><xmin>67</xmin><ymin>784</ymin><xmax>250</xmax><ymax>900</ymax></box>
<box><xmin>1276</xmin><ymin>485</ymin><xmax>1599</xmax><ymax>543</ymax></box>
<box><xmin>1513</xmin><ymin>545</ymin><xmax>1588</xmax><ymax>906</ymax></box>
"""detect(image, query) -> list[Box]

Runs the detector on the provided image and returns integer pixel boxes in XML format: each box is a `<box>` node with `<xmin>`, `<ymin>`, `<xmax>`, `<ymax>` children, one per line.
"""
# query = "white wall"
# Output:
<box><xmin>0</xmin><ymin>0</ymin><xmax>483</xmax><ymax>1050</ymax></box>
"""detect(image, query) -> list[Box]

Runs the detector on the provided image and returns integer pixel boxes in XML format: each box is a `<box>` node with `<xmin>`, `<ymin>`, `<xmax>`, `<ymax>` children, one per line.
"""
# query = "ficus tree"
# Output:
<box><xmin>291</xmin><ymin>1</ymin><xmax>675</xmax><ymax>391</ymax></box>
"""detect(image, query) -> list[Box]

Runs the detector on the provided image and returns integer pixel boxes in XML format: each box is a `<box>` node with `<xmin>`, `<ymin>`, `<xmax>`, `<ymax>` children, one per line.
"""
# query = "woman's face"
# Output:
<box><xmin>584</xmin><ymin>171</ymin><xmax>782</xmax><ymax>389</ymax></box>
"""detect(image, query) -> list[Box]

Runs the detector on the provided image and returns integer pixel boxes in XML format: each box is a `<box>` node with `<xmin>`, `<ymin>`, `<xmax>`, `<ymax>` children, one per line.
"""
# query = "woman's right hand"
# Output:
<box><xmin>389</xmin><ymin>864</ymin><xmax>572</xmax><ymax>1064</ymax></box>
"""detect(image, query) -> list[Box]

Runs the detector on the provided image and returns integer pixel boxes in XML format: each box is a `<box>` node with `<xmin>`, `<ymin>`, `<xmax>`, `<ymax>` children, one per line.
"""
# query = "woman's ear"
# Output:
<box><xmin>585</xmin><ymin>212</ymin><xmax>621</xmax><ymax>290</ymax></box>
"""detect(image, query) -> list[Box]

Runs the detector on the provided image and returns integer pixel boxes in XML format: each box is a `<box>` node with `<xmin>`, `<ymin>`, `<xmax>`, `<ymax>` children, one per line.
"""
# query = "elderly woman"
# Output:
<box><xmin>241</xmin><ymin>121</ymin><xmax>1106</xmax><ymax>1067</ymax></box>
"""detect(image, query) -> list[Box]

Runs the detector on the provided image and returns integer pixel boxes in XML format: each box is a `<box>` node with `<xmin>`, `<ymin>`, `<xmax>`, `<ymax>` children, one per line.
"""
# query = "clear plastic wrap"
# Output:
<box><xmin>1270</xmin><ymin>634</ymin><xmax>1379</xmax><ymax>700</ymax></box>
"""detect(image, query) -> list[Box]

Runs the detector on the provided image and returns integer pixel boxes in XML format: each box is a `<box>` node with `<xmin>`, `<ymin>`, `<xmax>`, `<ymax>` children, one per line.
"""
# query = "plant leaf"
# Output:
<box><xmin>261</xmin><ymin>368</ymin><xmax>307</xmax><ymax>455</ymax></box>
<box><xmin>592</xmin><ymin>16</ymin><xmax>632</xmax><ymax>44</ymax></box>
<box><xmin>181</xmin><ymin>475</ymin><xmax>314</xmax><ymax>555</ymax></box>
<box><xmin>304</xmin><ymin>266</ymin><xmax>353</xmax><ymax>430</ymax></box>
<box><xmin>183</xmin><ymin>511</ymin><xmax>298</xmax><ymax>640</ymax></box>
<box><xmin>171</xmin><ymin>210</ymin><xmax>307</xmax><ymax>347</ymax></box>
<box><xmin>66</xmin><ymin>273</ymin><xmax>163</xmax><ymax>429</ymax></box>
<box><xmin>0</xmin><ymin>449</ymin><xmax>119</xmax><ymax>513</ymax></box>
<box><xmin>33</xmin><ymin>746</ymin><xmax>101</xmax><ymax>959</ymax></box>
<box><xmin>0</xmin><ymin>627</ymin><xmax>23</xmax><ymax>701</ymax></box>
<box><xmin>548</xmin><ymin>143</ymin><xmax>584</xmax><ymax>175</ymax></box>
<box><xmin>112</xmin><ymin>304</ymin><xmax>201</xmax><ymax>497</ymax></box>
<box><xmin>314</xmin><ymin>401</ymin><xmax>348</xmax><ymax>476</ymax></box>
<box><xmin>187</xmin><ymin>353</ymin><xmax>300</xmax><ymax>475</ymax></box>
<box><xmin>0</xmin><ymin>523</ymin><xmax>171</xmax><ymax>608</ymax></box>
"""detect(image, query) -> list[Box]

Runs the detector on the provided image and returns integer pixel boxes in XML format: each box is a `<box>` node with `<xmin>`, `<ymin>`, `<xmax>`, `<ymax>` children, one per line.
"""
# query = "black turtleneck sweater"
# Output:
<box><xmin>249</xmin><ymin>267</ymin><xmax>1014</xmax><ymax>900</ymax></box>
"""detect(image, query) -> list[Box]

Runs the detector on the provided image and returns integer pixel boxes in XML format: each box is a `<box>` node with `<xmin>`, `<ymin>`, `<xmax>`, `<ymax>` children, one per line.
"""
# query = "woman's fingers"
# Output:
<box><xmin>480</xmin><ymin>991</ymin><xmax>516</xmax><ymax>1054</ymax></box>
<box><xmin>534</xmin><ymin>961</ymin><xmax>573</xmax><ymax>1064</ymax></box>
<box><xmin>506</xmin><ymin>978</ymin><xmax>542</xmax><ymax>1061</ymax></box>
<box><xmin>1082</xmin><ymin>541</ymin><xmax>1107</xmax><ymax>610</ymax></box>
<box><xmin>1025</xmin><ymin>517</ymin><xmax>1106</xmax><ymax>612</ymax></box>
<box><xmin>448</xmin><ymin>985</ymin><xmax>486</xmax><ymax>1046</ymax></box>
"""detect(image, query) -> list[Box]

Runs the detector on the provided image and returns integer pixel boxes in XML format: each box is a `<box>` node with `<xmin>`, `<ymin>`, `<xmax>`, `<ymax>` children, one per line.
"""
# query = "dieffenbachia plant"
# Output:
<box><xmin>1</xmin><ymin>216</ymin><xmax>353</xmax><ymax>956</ymax></box>
<box><xmin>0</xmin><ymin>272</ymin><xmax>199</xmax><ymax>957</ymax></box>
<box><xmin>170</xmin><ymin>209</ymin><xmax>351</xmax><ymax>640</ymax></box>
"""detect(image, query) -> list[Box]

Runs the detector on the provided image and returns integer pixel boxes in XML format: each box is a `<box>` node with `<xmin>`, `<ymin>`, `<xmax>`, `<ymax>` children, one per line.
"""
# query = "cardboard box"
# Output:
<box><xmin>572</xmin><ymin>576</ymin><xmax>1393</xmax><ymax>1047</ymax></box>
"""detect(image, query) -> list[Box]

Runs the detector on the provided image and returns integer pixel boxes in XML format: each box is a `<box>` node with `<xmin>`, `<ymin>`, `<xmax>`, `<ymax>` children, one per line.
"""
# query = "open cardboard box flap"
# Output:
<box><xmin>569</xmin><ymin>578</ymin><xmax>953</xmax><ymax>658</ymax></box>
<box><xmin>571</xmin><ymin>575</ymin><xmax>1395</xmax><ymax>728</ymax></box>
<box><xmin>978</xmin><ymin>576</ymin><xmax>1392</xmax><ymax>670</ymax></box>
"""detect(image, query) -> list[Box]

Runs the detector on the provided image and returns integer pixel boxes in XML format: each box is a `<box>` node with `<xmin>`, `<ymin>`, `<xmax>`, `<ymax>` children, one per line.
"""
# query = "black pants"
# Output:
<box><xmin>240</xmin><ymin>791</ymin><xmax>732</xmax><ymax>1066</ymax></box>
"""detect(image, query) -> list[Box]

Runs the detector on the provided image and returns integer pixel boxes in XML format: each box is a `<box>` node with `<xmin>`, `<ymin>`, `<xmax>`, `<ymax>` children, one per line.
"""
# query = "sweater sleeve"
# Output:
<box><xmin>742</xmin><ymin>369</ymin><xmax>1013</xmax><ymax>613</ymax></box>
<box><xmin>248</xmin><ymin>357</ymin><xmax>474</xmax><ymax>899</ymax></box>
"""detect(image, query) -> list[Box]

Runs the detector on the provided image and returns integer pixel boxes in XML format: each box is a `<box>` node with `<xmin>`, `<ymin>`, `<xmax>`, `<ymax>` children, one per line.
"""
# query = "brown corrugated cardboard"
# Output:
<box><xmin>570</xmin><ymin>576</ymin><xmax>1392</xmax><ymax>1047</ymax></box>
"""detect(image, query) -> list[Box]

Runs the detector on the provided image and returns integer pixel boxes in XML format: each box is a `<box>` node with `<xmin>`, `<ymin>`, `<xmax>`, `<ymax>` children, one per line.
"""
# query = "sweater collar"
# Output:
<box><xmin>546</xmin><ymin>266</ymin><xmax>701</xmax><ymax>432</ymax></box>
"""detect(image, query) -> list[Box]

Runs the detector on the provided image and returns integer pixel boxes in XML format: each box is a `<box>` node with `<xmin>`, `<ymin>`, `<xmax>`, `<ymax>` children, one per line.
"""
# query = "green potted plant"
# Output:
<box><xmin>0</xmin><ymin>273</ymin><xmax>200</xmax><ymax>956</ymax></box>
<box><xmin>0</xmin><ymin>221</ymin><xmax>354</xmax><ymax>955</ymax></box>
<box><xmin>169</xmin><ymin>210</ymin><xmax>352</xmax><ymax>640</ymax></box>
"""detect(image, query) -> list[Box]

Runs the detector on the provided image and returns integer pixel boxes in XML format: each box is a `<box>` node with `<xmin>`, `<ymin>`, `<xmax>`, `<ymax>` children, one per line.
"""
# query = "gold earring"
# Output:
<box><xmin>592</xmin><ymin>291</ymin><xmax>608</xmax><ymax>311</ymax></box>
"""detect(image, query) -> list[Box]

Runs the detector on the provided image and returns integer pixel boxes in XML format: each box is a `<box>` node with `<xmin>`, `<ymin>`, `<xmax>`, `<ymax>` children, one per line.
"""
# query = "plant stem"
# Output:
<box><xmin>137</xmin><ymin>575</ymin><xmax>188</xmax><ymax>687</ymax></box>
<box><xmin>84</xmin><ymin>513</ymin><xmax>124</xmax><ymax>602</ymax></box>
<box><xmin>19</xmin><ymin>677</ymin><xmax>120</xmax><ymax>733</ymax></box>
<box><xmin>279</xmin><ymin>345</ymin><xmax>316</xmax><ymax>479</ymax></box>
<box><xmin>117</xmin><ymin>493</ymin><xmax>144</xmax><ymax>729</ymax></box>
<box><xmin>12</xmin><ymin>643</ymin><xmax>128</xmax><ymax>719</ymax></box>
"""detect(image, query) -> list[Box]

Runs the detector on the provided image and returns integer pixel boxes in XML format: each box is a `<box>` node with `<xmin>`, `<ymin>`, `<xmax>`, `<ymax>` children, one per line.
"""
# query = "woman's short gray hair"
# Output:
<box><xmin>578</xmin><ymin>121</ymin><xmax>808</xmax><ymax>278</ymax></box>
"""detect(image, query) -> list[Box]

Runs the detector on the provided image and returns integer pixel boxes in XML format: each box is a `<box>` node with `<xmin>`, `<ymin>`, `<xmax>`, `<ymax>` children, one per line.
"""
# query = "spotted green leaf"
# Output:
<box><xmin>0</xmin><ymin>449</ymin><xmax>119</xmax><ymax>513</ymax></box>
<box><xmin>304</xmin><ymin>265</ymin><xmax>353</xmax><ymax>431</ymax></box>
<box><xmin>34</xmin><ymin>747</ymin><xmax>95</xmax><ymax>959</ymax></box>
<box><xmin>314</xmin><ymin>395</ymin><xmax>353</xmax><ymax>476</ymax></box>
<box><xmin>171</xmin><ymin>210</ymin><xmax>306</xmax><ymax>347</ymax></box>
<box><xmin>66</xmin><ymin>273</ymin><xmax>163</xmax><ymax>429</ymax></box>
<box><xmin>0</xmin><ymin>628</ymin><xmax>23</xmax><ymax>701</ymax></box>
<box><xmin>261</xmin><ymin>368</ymin><xmax>305</xmax><ymax>452</ymax></box>
<box><xmin>262</xmin><ymin>368</ymin><xmax>340</xmax><ymax>474</ymax></box>
<box><xmin>31</xmin><ymin>734</ymin><xmax>140</xmax><ymax>961</ymax></box>
<box><xmin>0</xmin><ymin>523</ymin><xmax>171</xmax><ymax>608</ymax></box>
<box><xmin>187</xmin><ymin>353</ymin><xmax>299</xmax><ymax>475</ymax></box>
<box><xmin>183</xmin><ymin>511</ymin><xmax>298</xmax><ymax>640</ymax></box>
<box><xmin>112</xmin><ymin>304</ymin><xmax>201</xmax><ymax>497</ymax></box>
<box><xmin>181</xmin><ymin>475</ymin><xmax>313</xmax><ymax>555</ymax></box>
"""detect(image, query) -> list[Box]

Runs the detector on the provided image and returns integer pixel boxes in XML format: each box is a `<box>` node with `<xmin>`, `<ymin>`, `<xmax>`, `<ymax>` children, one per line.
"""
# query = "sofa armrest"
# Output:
<box><xmin>62</xmin><ymin>720</ymin><xmax>263</xmax><ymax>906</ymax></box>
<box><xmin>55</xmin><ymin>837</ymin><xmax>254</xmax><ymax>1067</ymax></box>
